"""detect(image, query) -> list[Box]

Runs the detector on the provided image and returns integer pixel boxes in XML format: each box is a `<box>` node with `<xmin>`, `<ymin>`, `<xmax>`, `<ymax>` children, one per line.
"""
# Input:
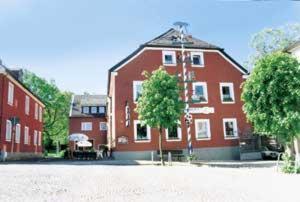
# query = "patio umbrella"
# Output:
<box><xmin>68</xmin><ymin>133</ymin><xmax>89</xmax><ymax>142</ymax></box>
<box><xmin>76</xmin><ymin>140</ymin><xmax>92</xmax><ymax>147</ymax></box>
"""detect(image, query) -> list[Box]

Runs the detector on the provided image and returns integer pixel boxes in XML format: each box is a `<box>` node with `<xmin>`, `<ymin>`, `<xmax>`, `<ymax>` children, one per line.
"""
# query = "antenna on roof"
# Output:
<box><xmin>173</xmin><ymin>21</ymin><xmax>189</xmax><ymax>35</ymax></box>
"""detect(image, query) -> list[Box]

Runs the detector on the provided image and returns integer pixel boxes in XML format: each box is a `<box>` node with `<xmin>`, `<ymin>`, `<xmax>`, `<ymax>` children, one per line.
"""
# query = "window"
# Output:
<box><xmin>99</xmin><ymin>106</ymin><xmax>106</xmax><ymax>114</ymax></box>
<box><xmin>133</xmin><ymin>81</ymin><xmax>143</xmax><ymax>102</ymax></box>
<box><xmin>134</xmin><ymin>120</ymin><xmax>151</xmax><ymax>142</ymax></box>
<box><xmin>91</xmin><ymin>106</ymin><xmax>98</xmax><ymax>114</ymax></box>
<box><xmin>34</xmin><ymin>130</ymin><xmax>38</xmax><ymax>145</ymax></box>
<box><xmin>24</xmin><ymin>126</ymin><xmax>29</xmax><ymax>145</ymax></box>
<box><xmin>195</xmin><ymin>119</ymin><xmax>211</xmax><ymax>140</ymax></box>
<box><xmin>220</xmin><ymin>83</ymin><xmax>235</xmax><ymax>103</ymax></box>
<box><xmin>39</xmin><ymin>106</ymin><xmax>43</xmax><ymax>122</ymax></box>
<box><xmin>35</xmin><ymin>103</ymin><xmax>38</xmax><ymax>120</ymax></box>
<box><xmin>82</xmin><ymin>106</ymin><xmax>89</xmax><ymax>114</ymax></box>
<box><xmin>5</xmin><ymin>120</ymin><xmax>12</xmax><ymax>141</ymax></box>
<box><xmin>15</xmin><ymin>124</ymin><xmax>21</xmax><ymax>143</ymax></box>
<box><xmin>100</xmin><ymin>122</ymin><xmax>107</xmax><ymax>131</ymax></box>
<box><xmin>192</xmin><ymin>82</ymin><xmax>208</xmax><ymax>103</ymax></box>
<box><xmin>81</xmin><ymin>122</ymin><xmax>92</xmax><ymax>131</ymax></box>
<box><xmin>223</xmin><ymin>118</ymin><xmax>238</xmax><ymax>139</ymax></box>
<box><xmin>191</xmin><ymin>52</ymin><xmax>204</xmax><ymax>67</ymax></box>
<box><xmin>165</xmin><ymin>125</ymin><xmax>182</xmax><ymax>141</ymax></box>
<box><xmin>162</xmin><ymin>51</ymin><xmax>176</xmax><ymax>66</ymax></box>
<box><xmin>25</xmin><ymin>96</ymin><xmax>30</xmax><ymax>115</ymax></box>
<box><xmin>38</xmin><ymin>131</ymin><xmax>42</xmax><ymax>146</ymax></box>
<box><xmin>8</xmin><ymin>82</ymin><xmax>14</xmax><ymax>105</ymax></box>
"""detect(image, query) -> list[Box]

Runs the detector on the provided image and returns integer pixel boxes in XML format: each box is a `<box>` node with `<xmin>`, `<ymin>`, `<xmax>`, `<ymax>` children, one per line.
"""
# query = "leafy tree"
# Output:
<box><xmin>135</xmin><ymin>67</ymin><xmax>184</xmax><ymax>165</ymax></box>
<box><xmin>242</xmin><ymin>52</ymin><xmax>300</xmax><ymax>160</ymax></box>
<box><xmin>246</xmin><ymin>23</ymin><xmax>300</xmax><ymax>69</ymax></box>
<box><xmin>22</xmin><ymin>70</ymin><xmax>72</xmax><ymax>152</ymax></box>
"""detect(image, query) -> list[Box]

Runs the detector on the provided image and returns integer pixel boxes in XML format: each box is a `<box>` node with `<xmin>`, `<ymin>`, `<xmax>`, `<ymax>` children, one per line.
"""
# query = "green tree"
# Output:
<box><xmin>242</xmin><ymin>52</ymin><xmax>300</xmax><ymax>161</ymax></box>
<box><xmin>246</xmin><ymin>23</ymin><xmax>300</xmax><ymax>69</ymax></box>
<box><xmin>22</xmin><ymin>70</ymin><xmax>72</xmax><ymax>152</ymax></box>
<box><xmin>135</xmin><ymin>67</ymin><xmax>184</xmax><ymax>165</ymax></box>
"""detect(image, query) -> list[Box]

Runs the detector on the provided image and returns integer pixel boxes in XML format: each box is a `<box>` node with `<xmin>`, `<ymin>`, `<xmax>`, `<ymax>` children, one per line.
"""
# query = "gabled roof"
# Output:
<box><xmin>70</xmin><ymin>94</ymin><xmax>107</xmax><ymax>118</ymax></box>
<box><xmin>285</xmin><ymin>40</ymin><xmax>300</xmax><ymax>52</ymax></box>
<box><xmin>107</xmin><ymin>28</ymin><xmax>248</xmax><ymax>93</ymax></box>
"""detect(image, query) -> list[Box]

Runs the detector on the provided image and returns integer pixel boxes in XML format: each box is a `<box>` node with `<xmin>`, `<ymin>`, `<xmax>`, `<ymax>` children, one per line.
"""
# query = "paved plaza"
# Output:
<box><xmin>0</xmin><ymin>160</ymin><xmax>299</xmax><ymax>202</ymax></box>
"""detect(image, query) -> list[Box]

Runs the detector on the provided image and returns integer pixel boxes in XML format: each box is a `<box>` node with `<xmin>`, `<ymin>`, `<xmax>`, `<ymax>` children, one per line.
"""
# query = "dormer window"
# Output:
<box><xmin>82</xmin><ymin>106</ymin><xmax>89</xmax><ymax>114</ymax></box>
<box><xmin>162</xmin><ymin>51</ymin><xmax>176</xmax><ymax>66</ymax></box>
<box><xmin>91</xmin><ymin>106</ymin><xmax>98</xmax><ymax>114</ymax></box>
<box><xmin>191</xmin><ymin>52</ymin><xmax>204</xmax><ymax>67</ymax></box>
<box><xmin>99</xmin><ymin>106</ymin><xmax>105</xmax><ymax>114</ymax></box>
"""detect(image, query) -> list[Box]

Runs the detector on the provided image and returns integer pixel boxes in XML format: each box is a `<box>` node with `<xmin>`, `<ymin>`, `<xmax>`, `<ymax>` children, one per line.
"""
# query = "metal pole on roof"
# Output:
<box><xmin>173</xmin><ymin>22</ymin><xmax>193</xmax><ymax>160</ymax></box>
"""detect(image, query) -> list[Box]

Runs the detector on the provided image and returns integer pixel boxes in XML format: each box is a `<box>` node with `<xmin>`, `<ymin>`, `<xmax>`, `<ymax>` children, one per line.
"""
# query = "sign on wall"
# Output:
<box><xmin>118</xmin><ymin>136</ymin><xmax>128</xmax><ymax>144</ymax></box>
<box><xmin>186</xmin><ymin>107</ymin><xmax>215</xmax><ymax>114</ymax></box>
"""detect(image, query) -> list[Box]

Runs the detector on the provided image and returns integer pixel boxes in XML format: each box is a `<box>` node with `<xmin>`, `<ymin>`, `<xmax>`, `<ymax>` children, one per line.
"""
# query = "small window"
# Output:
<box><xmin>35</xmin><ymin>103</ymin><xmax>38</xmax><ymax>120</ymax></box>
<box><xmin>91</xmin><ymin>106</ymin><xmax>98</xmax><ymax>114</ymax></box>
<box><xmin>195</xmin><ymin>119</ymin><xmax>211</xmax><ymax>140</ymax></box>
<box><xmin>24</xmin><ymin>126</ymin><xmax>29</xmax><ymax>145</ymax></box>
<box><xmin>25</xmin><ymin>96</ymin><xmax>30</xmax><ymax>115</ymax></box>
<box><xmin>99</xmin><ymin>106</ymin><xmax>106</xmax><ymax>114</ymax></box>
<box><xmin>15</xmin><ymin>124</ymin><xmax>21</xmax><ymax>143</ymax></box>
<box><xmin>100</xmin><ymin>122</ymin><xmax>107</xmax><ymax>131</ymax></box>
<box><xmin>5</xmin><ymin>120</ymin><xmax>12</xmax><ymax>141</ymax></box>
<box><xmin>162</xmin><ymin>51</ymin><xmax>176</xmax><ymax>66</ymax></box>
<box><xmin>165</xmin><ymin>125</ymin><xmax>181</xmax><ymax>141</ymax></box>
<box><xmin>81</xmin><ymin>122</ymin><xmax>92</xmax><ymax>131</ymax></box>
<box><xmin>220</xmin><ymin>83</ymin><xmax>235</xmax><ymax>103</ymax></box>
<box><xmin>192</xmin><ymin>82</ymin><xmax>208</xmax><ymax>103</ymax></box>
<box><xmin>133</xmin><ymin>81</ymin><xmax>143</xmax><ymax>102</ymax></box>
<box><xmin>134</xmin><ymin>120</ymin><xmax>151</xmax><ymax>142</ymax></box>
<box><xmin>38</xmin><ymin>131</ymin><xmax>42</xmax><ymax>146</ymax></box>
<box><xmin>82</xmin><ymin>106</ymin><xmax>89</xmax><ymax>114</ymax></box>
<box><xmin>223</xmin><ymin>118</ymin><xmax>238</xmax><ymax>139</ymax></box>
<box><xmin>8</xmin><ymin>82</ymin><xmax>14</xmax><ymax>105</ymax></box>
<box><xmin>34</xmin><ymin>130</ymin><xmax>38</xmax><ymax>145</ymax></box>
<box><xmin>191</xmin><ymin>52</ymin><xmax>204</xmax><ymax>67</ymax></box>
<box><xmin>39</xmin><ymin>106</ymin><xmax>43</xmax><ymax>122</ymax></box>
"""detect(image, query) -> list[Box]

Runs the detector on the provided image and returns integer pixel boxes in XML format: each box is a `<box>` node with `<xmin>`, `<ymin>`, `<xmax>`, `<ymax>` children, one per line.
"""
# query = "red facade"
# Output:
<box><xmin>0</xmin><ymin>73</ymin><xmax>44</xmax><ymax>156</ymax></box>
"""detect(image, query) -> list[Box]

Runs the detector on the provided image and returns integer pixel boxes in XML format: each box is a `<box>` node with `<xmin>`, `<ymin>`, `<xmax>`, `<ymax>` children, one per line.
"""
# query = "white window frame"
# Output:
<box><xmin>162</xmin><ymin>50</ymin><xmax>176</xmax><ymax>66</ymax></box>
<box><xmin>165</xmin><ymin>126</ymin><xmax>182</xmax><ymax>142</ymax></box>
<box><xmin>39</xmin><ymin>106</ymin><xmax>43</xmax><ymax>122</ymax></box>
<box><xmin>133</xmin><ymin>81</ymin><xmax>143</xmax><ymax>103</ymax></box>
<box><xmin>134</xmin><ymin>120</ymin><xmax>151</xmax><ymax>143</ymax></box>
<box><xmin>192</xmin><ymin>82</ymin><xmax>208</xmax><ymax>104</ymax></box>
<box><xmin>195</xmin><ymin>119</ymin><xmax>211</xmax><ymax>140</ymax></box>
<box><xmin>81</xmin><ymin>122</ymin><xmax>92</xmax><ymax>131</ymax></box>
<box><xmin>34</xmin><ymin>103</ymin><xmax>38</xmax><ymax>120</ymax></box>
<box><xmin>220</xmin><ymin>82</ymin><xmax>235</xmax><ymax>104</ymax></box>
<box><xmin>8</xmin><ymin>82</ymin><xmax>14</xmax><ymax>106</ymax></box>
<box><xmin>24</xmin><ymin>126</ymin><xmax>29</xmax><ymax>145</ymax></box>
<box><xmin>191</xmin><ymin>52</ymin><xmax>204</xmax><ymax>67</ymax></box>
<box><xmin>15</xmin><ymin>124</ymin><xmax>21</xmax><ymax>143</ymax></box>
<box><xmin>5</xmin><ymin>120</ymin><xmax>12</xmax><ymax>141</ymax></box>
<box><xmin>223</xmin><ymin>118</ymin><xmax>238</xmax><ymax>139</ymax></box>
<box><xmin>38</xmin><ymin>131</ymin><xmax>42</xmax><ymax>146</ymax></box>
<box><xmin>25</xmin><ymin>95</ymin><xmax>30</xmax><ymax>115</ymax></box>
<box><xmin>99</xmin><ymin>122</ymin><xmax>107</xmax><ymax>131</ymax></box>
<box><xmin>34</xmin><ymin>130</ymin><xmax>38</xmax><ymax>145</ymax></box>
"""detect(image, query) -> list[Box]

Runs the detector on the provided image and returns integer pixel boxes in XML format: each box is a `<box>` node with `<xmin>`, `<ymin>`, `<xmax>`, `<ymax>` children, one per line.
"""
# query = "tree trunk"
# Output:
<box><xmin>158</xmin><ymin>128</ymin><xmax>165</xmax><ymax>166</ymax></box>
<box><xmin>286</xmin><ymin>141</ymin><xmax>295</xmax><ymax>158</ymax></box>
<box><xmin>294</xmin><ymin>137</ymin><xmax>300</xmax><ymax>166</ymax></box>
<box><xmin>56</xmin><ymin>141</ymin><xmax>60</xmax><ymax>155</ymax></box>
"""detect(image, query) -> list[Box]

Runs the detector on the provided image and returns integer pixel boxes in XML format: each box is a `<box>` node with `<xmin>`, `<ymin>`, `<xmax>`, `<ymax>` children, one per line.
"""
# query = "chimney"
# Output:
<box><xmin>10</xmin><ymin>69</ymin><xmax>24</xmax><ymax>82</ymax></box>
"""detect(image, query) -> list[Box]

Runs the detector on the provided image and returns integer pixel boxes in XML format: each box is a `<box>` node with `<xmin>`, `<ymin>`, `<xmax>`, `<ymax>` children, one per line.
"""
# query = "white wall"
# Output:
<box><xmin>291</xmin><ymin>46</ymin><xmax>300</xmax><ymax>60</ymax></box>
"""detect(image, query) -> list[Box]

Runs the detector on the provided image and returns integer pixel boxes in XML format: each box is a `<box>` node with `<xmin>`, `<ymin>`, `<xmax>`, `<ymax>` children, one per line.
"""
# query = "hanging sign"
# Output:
<box><xmin>125</xmin><ymin>101</ymin><xmax>130</xmax><ymax>127</ymax></box>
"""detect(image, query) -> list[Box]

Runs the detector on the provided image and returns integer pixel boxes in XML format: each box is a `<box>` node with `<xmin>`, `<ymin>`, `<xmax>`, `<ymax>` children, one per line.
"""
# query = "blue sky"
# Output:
<box><xmin>0</xmin><ymin>0</ymin><xmax>299</xmax><ymax>94</ymax></box>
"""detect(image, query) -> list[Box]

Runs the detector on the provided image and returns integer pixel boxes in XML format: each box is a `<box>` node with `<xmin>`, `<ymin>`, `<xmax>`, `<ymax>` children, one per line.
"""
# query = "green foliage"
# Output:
<box><xmin>281</xmin><ymin>154</ymin><xmax>300</xmax><ymax>174</ymax></box>
<box><xmin>242</xmin><ymin>52</ymin><xmax>300</xmax><ymax>143</ymax></box>
<box><xmin>22</xmin><ymin>70</ymin><xmax>72</xmax><ymax>149</ymax></box>
<box><xmin>135</xmin><ymin>67</ymin><xmax>184</xmax><ymax>129</ymax></box>
<box><xmin>246</xmin><ymin>23</ymin><xmax>300</xmax><ymax>69</ymax></box>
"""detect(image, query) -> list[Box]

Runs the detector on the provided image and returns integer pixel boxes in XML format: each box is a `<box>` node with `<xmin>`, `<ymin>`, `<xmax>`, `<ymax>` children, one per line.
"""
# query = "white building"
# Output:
<box><xmin>286</xmin><ymin>41</ymin><xmax>300</xmax><ymax>60</ymax></box>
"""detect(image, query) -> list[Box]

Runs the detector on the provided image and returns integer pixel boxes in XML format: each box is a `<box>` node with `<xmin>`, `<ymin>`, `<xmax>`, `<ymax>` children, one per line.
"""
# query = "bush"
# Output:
<box><xmin>281</xmin><ymin>154</ymin><xmax>300</xmax><ymax>174</ymax></box>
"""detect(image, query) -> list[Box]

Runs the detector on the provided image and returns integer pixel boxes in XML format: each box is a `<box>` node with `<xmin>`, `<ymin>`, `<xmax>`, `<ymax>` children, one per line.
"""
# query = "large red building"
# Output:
<box><xmin>0</xmin><ymin>63</ymin><xmax>45</xmax><ymax>160</ymax></box>
<box><xmin>107</xmin><ymin>28</ymin><xmax>251</xmax><ymax>160</ymax></box>
<box><xmin>69</xmin><ymin>94</ymin><xmax>107</xmax><ymax>151</ymax></box>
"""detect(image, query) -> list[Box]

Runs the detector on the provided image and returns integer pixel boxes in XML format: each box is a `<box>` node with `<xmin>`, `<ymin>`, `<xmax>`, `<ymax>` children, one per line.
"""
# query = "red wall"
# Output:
<box><xmin>0</xmin><ymin>74</ymin><xmax>44</xmax><ymax>153</ymax></box>
<box><xmin>111</xmin><ymin>49</ymin><xmax>251</xmax><ymax>151</ymax></box>
<box><xmin>69</xmin><ymin>117</ymin><xmax>107</xmax><ymax>150</ymax></box>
